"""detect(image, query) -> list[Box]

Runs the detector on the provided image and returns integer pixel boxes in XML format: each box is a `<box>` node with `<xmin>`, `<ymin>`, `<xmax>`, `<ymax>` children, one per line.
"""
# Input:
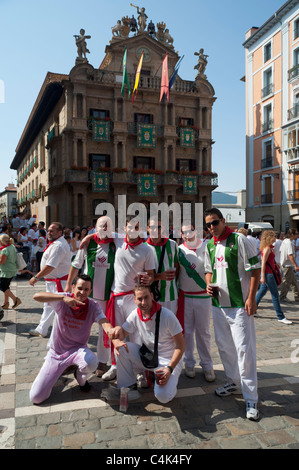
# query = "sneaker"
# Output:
<box><xmin>102</xmin><ymin>366</ymin><xmax>117</xmax><ymax>381</ymax></box>
<box><xmin>95</xmin><ymin>362</ymin><xmax>108</xmax><ymax>378</ymax></box>
<box><xmin>184</xmin><ymin>367</ymin><xmax>196</xmax><ymax>378</ymax></box>
<box><xmin>280</xmin><ymin>297</ymin><xmax>292</xmax><ymax>303</ymax></box>
<box><xmin>29</xmin><ymin>329</ymin><xmax>47</xmax><ymax>338</ymax></box>
<box><xmin>278</xmin><ymin>317</ymin><xmax>293</xmax><ymax>325</ymax></box>
<box><xmin>215</xmin><ymin>382</ymin><xmax>241</xmax><ymax>397</ymax></box>
<box><xmin>128</xmin><ymin>383</ymin><xmax>141</xmax><ymax>401</ymax></box>
<box><xmin>136</xmin><ymin>373</ymin><xmax>150</xmax><ymax>388</ymax></box>
<box><xmin>204</xmin><ymin>369</ymin><xmax>216</xmax><ymax>382</ymax></box>
<box><xmin>246</xmin><ymin>401</ymin><xmax>259</xmax><ymax>421</ymax></box>
<box><xmin>12</xmin><ymin>298</ymin><xmax>21</xmax><ymax>309</ymax></box>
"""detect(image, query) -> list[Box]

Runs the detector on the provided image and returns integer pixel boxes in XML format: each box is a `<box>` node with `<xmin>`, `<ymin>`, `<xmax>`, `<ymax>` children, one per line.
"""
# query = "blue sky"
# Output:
<box><xmin>0</xmin><ymin>0</ymin><xmax>286</xmax><ymax>195</ymax></box>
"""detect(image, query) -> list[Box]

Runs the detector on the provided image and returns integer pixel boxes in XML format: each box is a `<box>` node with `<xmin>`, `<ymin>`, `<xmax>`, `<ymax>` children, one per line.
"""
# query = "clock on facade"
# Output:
<box><xmin>137</xmin><ymin>47</ymin><xmax>151</xmax><ymax>61</ymax></box>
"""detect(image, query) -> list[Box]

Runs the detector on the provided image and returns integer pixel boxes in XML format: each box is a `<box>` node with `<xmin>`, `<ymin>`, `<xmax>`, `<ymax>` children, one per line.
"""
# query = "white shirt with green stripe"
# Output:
<box><xmin>146</xmin><ymin>239</ymin><xmax>179</xmax><ymax>302</ymax></box>
<box><xmin>178</xmin><ymin>240</ymin><xmax>210</xmax><ymax>298</ymax></box>
<box><xmin>71</xmin><ymin>239</ymin><xmax>115</xmax><ymax>301</ymax></box>
<box><xmin>205</xmin><ymin>232</ymin><xmax>260</xmax><ymax>308</ymax></box>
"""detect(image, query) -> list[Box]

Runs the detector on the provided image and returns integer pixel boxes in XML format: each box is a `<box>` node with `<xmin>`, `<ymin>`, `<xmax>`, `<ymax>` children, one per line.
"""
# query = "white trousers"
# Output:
<box><xmin>159</xmin><ymin>299</ymin><xmax>178</xmax><ymax>316</ymax></box>
<box><xmin>29</xmin><ymin>346</ymin><xmax>97</xmax><ymax>404</ymax></box>
<box><xmin>35</xmin><ymin>280</ymin><xmax>67</xmax><ymax>336</ymax></box>
<box><xmin>183</xmin><ymin>296</ymin><xmax>213</xmax><ymax>371</ymax></box>
<box><xmin>95</xmin><ymin>299</ymin><xmax>110</xmax><ymax>364</ymax></box>
<box><xmin>116</xmin><ymin>341</ymin><xmax>183</xmax><ymax>404</ymax></box>
<box><xmin>212</xmin><ymin>306</ymin><xmax>258</xmax><ymax>402</ymax></box>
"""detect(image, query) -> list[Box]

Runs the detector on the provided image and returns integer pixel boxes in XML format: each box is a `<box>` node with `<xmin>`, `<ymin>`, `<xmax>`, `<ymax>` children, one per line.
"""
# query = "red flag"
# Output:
<box><xmin>160</xmin><ymin>54</ymin><xmax>169</xmax><ymax>102</ymax></box>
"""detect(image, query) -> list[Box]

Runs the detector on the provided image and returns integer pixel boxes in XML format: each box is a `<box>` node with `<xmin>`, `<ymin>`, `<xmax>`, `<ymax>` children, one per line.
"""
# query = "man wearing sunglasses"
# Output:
<box><xmin>204</xmin><ymin>208</ymin><xmax>261</xmax><ymax>421</ymax></box>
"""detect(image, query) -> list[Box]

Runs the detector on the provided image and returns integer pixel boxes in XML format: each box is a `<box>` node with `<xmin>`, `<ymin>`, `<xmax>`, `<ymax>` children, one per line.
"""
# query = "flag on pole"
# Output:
<box><xmin>169</xmin><ymin>55</ymin><xmax>184</xmax><ymax>90</ymax></box>
<box><xmin>160</xmin><ymin>54</ymin><xmax>169</xmax><ymax>102</ymax></box>
<box><xmin>132</xmin><ymin>51</ymin><xmax>144</xmax><ymax>103</ymax></box>
<box><xmin>121</xmin><ymin>48</ymin><xmax>131</xmax><ymax>97</ymax></box>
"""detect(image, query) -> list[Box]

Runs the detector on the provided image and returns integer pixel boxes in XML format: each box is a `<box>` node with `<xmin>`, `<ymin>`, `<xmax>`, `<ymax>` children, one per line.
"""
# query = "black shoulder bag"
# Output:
<box><xmin>151</xmin><ymin>244</ymin><xmax>167</xmax><ymax>302</ymax></box>
<box><xmin>139</xmin><ymin>309</ymin><xmax>161</xmax><ymax>369</ymax></box>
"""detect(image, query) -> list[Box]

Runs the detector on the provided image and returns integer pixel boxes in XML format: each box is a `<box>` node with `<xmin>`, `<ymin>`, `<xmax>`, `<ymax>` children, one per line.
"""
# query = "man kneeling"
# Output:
<box><xmin>30</xmin><ymin>274</ymin><xmax>115</xmax><ymax>404</ymax></box>
<box><xmin>112</xmin><ymin>285</ymin><xmax>185</xmax><ymax>404</ymax></box>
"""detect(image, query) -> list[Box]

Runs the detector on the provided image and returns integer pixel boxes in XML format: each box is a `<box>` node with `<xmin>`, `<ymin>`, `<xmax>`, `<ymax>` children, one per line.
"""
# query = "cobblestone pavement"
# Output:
<box><xmin>1</xmin><ymin>277</ymin><xmax>299</xmax><ymax>451</ymax></box>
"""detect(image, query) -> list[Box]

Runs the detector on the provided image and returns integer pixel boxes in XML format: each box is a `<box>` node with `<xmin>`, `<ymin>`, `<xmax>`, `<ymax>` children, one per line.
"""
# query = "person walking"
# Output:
<box><xmin>204</xmin><ymin>208</ymin><xmax>261</xmax><ymax>421</ymax></box>
<box><xmin>0</xmin><ymin>233</ymin><xmax>21</xmax><ymax>313</ymax></box>
<box><xmin>279</xmin><ymin>229</ymin><xmax>299</xmax><ymax>302</ymax></box>
<box><xmin>255</xmin><ymin>230</ymin><xmax>292</xmax><ymax>325</ymax></box>
<box><xmin>28</xmin><ymin>222</ymin><xmax>71</xmax><ymax>337</ymax></box>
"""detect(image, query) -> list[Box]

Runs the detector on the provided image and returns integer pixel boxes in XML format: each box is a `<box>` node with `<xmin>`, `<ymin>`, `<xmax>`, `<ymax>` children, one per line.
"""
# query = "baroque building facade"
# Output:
<box><xmin>244</xmin><ymin>0</ymin><xmax>299</xmax><ymax>231</ymax></box>
<box><xmin>11</xmin><ymin>10</ymin><xmax>217</xmax><ymax>228</ymax></box>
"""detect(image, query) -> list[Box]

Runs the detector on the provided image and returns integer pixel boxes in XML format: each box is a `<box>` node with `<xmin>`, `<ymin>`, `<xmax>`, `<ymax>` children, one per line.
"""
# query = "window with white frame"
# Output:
<box><xmin>263</xmin><ymin>103</ymin><xmax>273</xmax><ymax>132</ymax></box>
<box><xmin>262</xmin><ymin>139</ymin><xmax>273</xmax><ymax>168</ymax></box>
<box><xmin>262</xmin><ymin>68</ymin><xmax>273</xmax><ymax>98</ymax></box>
<box><xmin>294</xmin><ymin>17</ymin><xmax>299</xmax><ymax>40</ymax></box>
<box><xmin>264</xmin><ymin>42</ymin><xmax>272</xmax><ymax>63</ymax></box>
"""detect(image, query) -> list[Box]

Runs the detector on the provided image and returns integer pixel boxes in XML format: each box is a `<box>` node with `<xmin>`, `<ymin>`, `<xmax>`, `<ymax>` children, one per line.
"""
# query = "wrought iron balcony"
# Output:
<box><xmin>287</xmin><ymin>189</ymin><xmax>299</xmax><ymax>201</ymax></box>
<box><xmin>288</xmin><ymin>64</ymin><xmax>299</xmax><ymax>81</ymax></box>
<box><xmin>261</xmin><ymin>83</ymin><xmax>273</xmax><ymax>99</ymax></box>
<box><xmin>288</xmin><ymin>103</ymin><xmax>299</xmax><ymax>120</ymax></box>
<box><xmin>262</xmin><ymin>119</ymin><xmax>273</xmax><ymax>133</ymax></box>
<box><xmin>261</xmin><ymin>157</ymin><xmax>273</xmax><ymax>169</ymax></box>
<box><xmin>261</xmin><ymin>193</ymin><xmax>273</xmax><ymax>204</ymax></box>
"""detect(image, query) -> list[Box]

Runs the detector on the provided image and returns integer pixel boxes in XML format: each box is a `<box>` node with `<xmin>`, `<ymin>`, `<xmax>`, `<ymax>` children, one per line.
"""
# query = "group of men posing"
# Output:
<box><xmin>29</xmin><ymin>208</ymin><xmax>261</xmax><ymax>421</ymax></box>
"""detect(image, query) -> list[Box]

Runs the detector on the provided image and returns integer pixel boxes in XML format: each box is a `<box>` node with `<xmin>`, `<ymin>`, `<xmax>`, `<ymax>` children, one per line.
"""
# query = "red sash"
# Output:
<box><xmin>104</xmin><ymin>290</ymin><xmax>134</xmax><ymax>365</ymax></box>
<box><xmin>44</xmin><ymin>274</ymin><xmax>69</xmax><ymax>292</ymax></box>
<box><xmin>176</xmin><ymin>289</ymin><xmax>208</xmax><ymax>335</ymax></box>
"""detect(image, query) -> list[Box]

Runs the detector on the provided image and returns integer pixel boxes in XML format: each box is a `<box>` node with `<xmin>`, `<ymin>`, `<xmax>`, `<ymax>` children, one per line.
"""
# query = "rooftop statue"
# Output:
<box><xmin>111</xmin><ymin>17</ymin><xmax>131</xmax><ymax>39</ymax></box>
<box><xmin>74</xmin><ymin>29</ymin><xmax>91</xmax><ymax>64</ymax></box>
<box><xmin>130</xmin><ymin>3</ymin><xmax>148</xmax><ymax>33</ymax></box>
<box><xmin>194</xmin><ymin>48</ymin><xmax>208</xmax><ymax>79</ymax></box>
<box><xmin>156</xmin><ymin>22</ymin><xmax>174</xmax><ymax>48</ymax></box>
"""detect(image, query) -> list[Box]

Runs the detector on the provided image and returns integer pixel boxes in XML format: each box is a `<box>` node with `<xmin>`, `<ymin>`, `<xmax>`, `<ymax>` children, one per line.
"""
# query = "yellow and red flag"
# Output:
<box><xmin>132</xmin><ymin>51</ymin><xmax>144</xmax><ymax>103</ymax></box>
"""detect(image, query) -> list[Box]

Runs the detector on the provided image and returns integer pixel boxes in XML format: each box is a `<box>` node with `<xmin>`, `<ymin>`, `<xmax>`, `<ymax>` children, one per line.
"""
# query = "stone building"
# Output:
<box><xmin>11</xmin><ymin>9</ymin><xmax>217</xmax><ymax>228</ymax></box>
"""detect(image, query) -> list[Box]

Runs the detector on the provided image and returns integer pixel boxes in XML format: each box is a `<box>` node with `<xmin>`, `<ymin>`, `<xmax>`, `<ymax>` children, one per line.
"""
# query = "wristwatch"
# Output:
<box><xmin>166</xmin><ymin>365</ymin><xmax>173</xmax><ymax>373</ymax></box>
<box><xmin>34</xmin><ymin>276</ymin><xmax>39</xmax><ymax>281</ymax></box>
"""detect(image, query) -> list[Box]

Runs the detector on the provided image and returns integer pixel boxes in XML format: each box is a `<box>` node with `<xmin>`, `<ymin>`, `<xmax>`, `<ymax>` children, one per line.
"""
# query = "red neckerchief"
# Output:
<box><xmin>43</xmin><ymin>235</ymin><xmax>63</xmax><ymax>252</ymax></box>
<box><xmin>213</xmin><ymin>226</ymin><xmax>234</xmax><ymax>245</ymax></box>
<box><xmin>93</xmin><ymin>233</ymin><xmax>114</xmax><ymax>245</ymax></box>
<box><xmin>0</xmin><ymin>244</ymin><xmax>9</xmax><ymax>251</ymax></box>
<box><xmin>183</xmin><ymin>240</ymin><xmax>202</xmax><ymax>252</ymax></box>
<box><xmin>69</xmin><ymin>293</ymin><xmax>89</xmax><ymax>320</ymax></box>
<box><xmin>147</xmin><ymin>237</ymin><xmax>168</xmax><ymax>246</ymax></box>
<box><xmin>124</xmin><ymin>236</ymin><xmax>144</xmax><ymax>250</ymax></box>
<box><xmin>137</xmin><ymin>300</ymin><xmax>161</xmax><ymax>322</ymax></box>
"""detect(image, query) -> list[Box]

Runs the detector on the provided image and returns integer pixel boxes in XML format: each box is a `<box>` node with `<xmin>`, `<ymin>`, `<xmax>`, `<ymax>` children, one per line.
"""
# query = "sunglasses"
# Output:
<box><xmin>182</xmin><ymin>229</ymin><xmax>194</xmax><ymax>235</ymax></box>
<box><xmin>206</xmin><ymin>219</ymin><xmax>221</xmax><ymax>229</ymax></box>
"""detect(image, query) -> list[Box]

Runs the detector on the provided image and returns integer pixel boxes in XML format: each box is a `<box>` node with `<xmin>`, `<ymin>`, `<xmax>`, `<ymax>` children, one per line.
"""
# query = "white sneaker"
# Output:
<box><xmin>204</xmin><ymin>369</ymin><xmax>216</xmax><ymax>382</ymax></box>
<box><xmin>246</xmin><ymin>401</ymin><xmax>259</xmax><ymax>421</ymax></box>
<box><xmin>102</xmin><ymin>366</ymin><xmax>117</xmax><ymax>381</ymax></box>
<box><xmin>215</xmin><ymin>382</ymin><xmax>241</xmax><ymax>397</ymax></box>
<box><xmin>184</xmin><ymin>367</ymin><xmax>195</xmax><ymax>378</ymax></box>
<box><xmin>278</xmin><ymin>318</ymin><xmax>293</xmax><ymax>325</ymax></box>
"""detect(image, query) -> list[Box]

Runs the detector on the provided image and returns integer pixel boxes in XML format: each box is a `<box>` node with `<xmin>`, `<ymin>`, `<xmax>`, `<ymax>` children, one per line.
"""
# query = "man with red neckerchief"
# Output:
<box><xmin>204</xmin><ymin>208</ymin><xmax>261</xmax><ymax>421</ymax></box>
<box><xmin>177</xmin><ymin>221</ymin><xmax>215</xmax><ymax>383</ymax></box>
<box><xmin>146</xmin><ymin>217</ymin><xmax>179</xmax><ymax>313</ymax></box>
<box><xmin>65</xmin><ymin>216</ymin><xmax>116</xmax><ymax>378</ymax></box>
<box><xmin>111</xmin><ymin>284</ymin><xmax>185</xmax><ymax>404</ymax></box>
<box><xmin>80</xmin><ymin>215</ymin><xmax>155</xmax><ymax>382</ymax></box>
<box><xmin>29</xmin><ymin>274</ymin><xmax>117</xmax><ymax>404</ymax></box>
<box><xmin>29</xmin><ymin>222</ymin><xmax>71</xmax><ymax>338</ymax></box>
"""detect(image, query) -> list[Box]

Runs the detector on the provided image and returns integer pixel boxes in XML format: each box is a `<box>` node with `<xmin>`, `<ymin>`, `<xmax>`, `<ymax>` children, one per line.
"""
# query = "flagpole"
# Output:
<box><xmin>154</xmin><ymin>53</ymin><xmax>168</xmax><ymax>77</ymax></box>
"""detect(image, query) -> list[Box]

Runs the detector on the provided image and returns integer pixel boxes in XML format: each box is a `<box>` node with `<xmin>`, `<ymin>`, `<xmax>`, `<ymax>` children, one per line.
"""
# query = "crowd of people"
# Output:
<box><xmin>1</xmin><ymin>210</ymin><xmax>299</xmax><ymax>422</ymax></box>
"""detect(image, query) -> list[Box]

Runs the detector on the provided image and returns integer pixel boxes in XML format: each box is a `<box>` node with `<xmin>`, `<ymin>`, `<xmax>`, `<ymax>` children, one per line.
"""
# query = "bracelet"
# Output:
<box><xmin>166</xmin><ymin>365</ymin><xmax>173</xmax><ymax>374</ymax></box>
<box><xmin>34</xmin><ymin>276</ymin><xmax>39</xmax><ymax>282</ymax></box>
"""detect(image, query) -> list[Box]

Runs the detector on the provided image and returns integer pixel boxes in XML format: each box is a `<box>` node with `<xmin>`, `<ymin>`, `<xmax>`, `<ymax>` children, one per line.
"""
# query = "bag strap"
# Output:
<box><xmin>157</xmin><ymin>243</ymin><xmax>167</xmax><ymax>274</ymax></box>
<box><xmin>153</xmin><ymin>308</ymin><xmax>161</xmax><ymax>353</ymax></box>
<box><xmin>266</xmin><ymin>261</ymin><xmax>277</xmax><ymax>275</ymax></box>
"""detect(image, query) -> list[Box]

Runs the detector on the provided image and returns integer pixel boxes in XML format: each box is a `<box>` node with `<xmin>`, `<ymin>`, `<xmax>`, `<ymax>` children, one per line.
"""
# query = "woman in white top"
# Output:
<box><xmin>17</xmin><ymin>227</ymin><xmax>30</xmax><ymax>263</ymax></box>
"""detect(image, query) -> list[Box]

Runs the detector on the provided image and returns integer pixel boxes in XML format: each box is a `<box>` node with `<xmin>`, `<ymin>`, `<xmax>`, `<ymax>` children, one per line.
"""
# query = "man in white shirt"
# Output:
<box><xmin>204</xmin><ymin>208</ymin><xmax>261</xmax><ymax>421</ymax></box>
<box><xmin>279</xmin><ymin>229</ymin><xmax>299</xmax><ymax>302</ymax></box>
<box><xmin>111</xmin><ymin>285</ymin><xmax>185</xmax><ymax>403</ymax></box>
<box><xmin>29</xmin><ymin>222</ymin><xmax>71</xmax><ymax>337</ymax></box>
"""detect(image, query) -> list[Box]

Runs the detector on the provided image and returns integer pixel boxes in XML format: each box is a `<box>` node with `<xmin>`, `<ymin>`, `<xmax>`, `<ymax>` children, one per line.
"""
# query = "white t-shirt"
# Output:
<box><xmin>123</xmin><ymin>306</ymin><xmax>182</xmax><ymax>363</ymax></box>
<box><xmin>112</xmin><ymin>237</ymin><xmax>155</xmax><ymax>293</ymax></box>
<box><xmin>178</xmin><ymin>240</ymin><xmax>209</xmax><ymax>297</ymax></box>
<box><xmin>280</xmin><ymin>238</ymin><xmax>295</xmax><ymax>267</ymax></box>
<box><xmin>41</xmin><ymin>236</ymin><xmax>71</xmax><ymax>279</ymax></box>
